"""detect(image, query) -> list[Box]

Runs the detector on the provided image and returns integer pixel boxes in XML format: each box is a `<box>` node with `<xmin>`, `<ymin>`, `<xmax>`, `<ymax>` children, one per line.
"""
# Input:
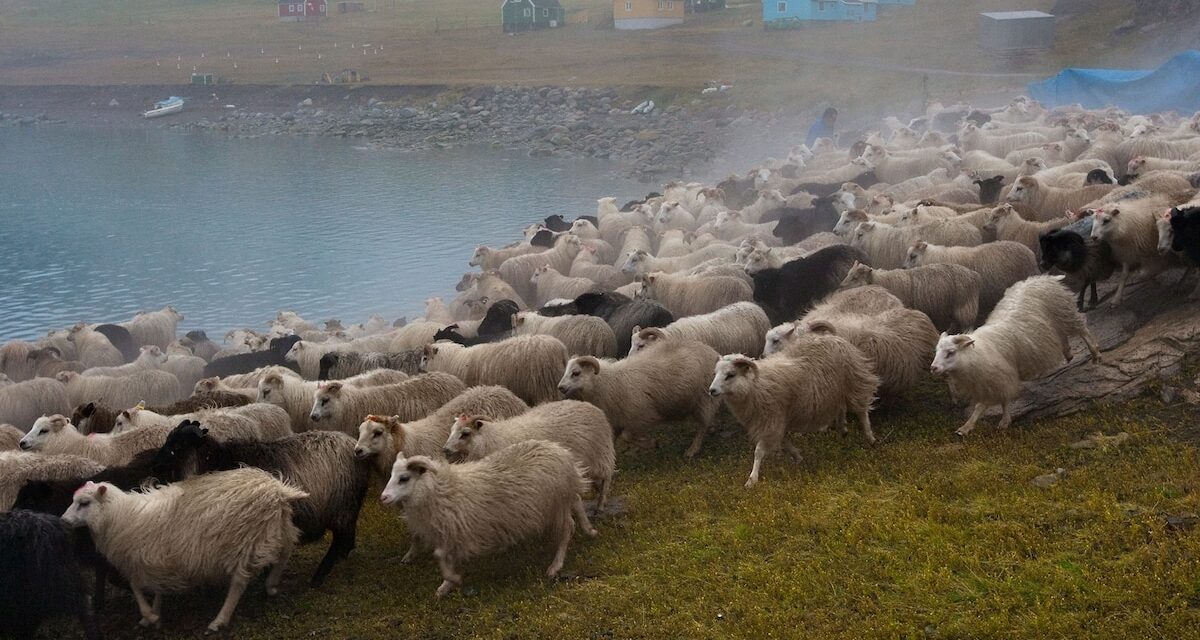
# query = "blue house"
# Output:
<box><xmin>763</xmin><ymin>0</ymin><xmax>877</xmax><ymax>28</ymax></box>
<box><xmin>876</xmin><ymin>0</ymin><xmax>913</xmax><ymax>4</ymax></box>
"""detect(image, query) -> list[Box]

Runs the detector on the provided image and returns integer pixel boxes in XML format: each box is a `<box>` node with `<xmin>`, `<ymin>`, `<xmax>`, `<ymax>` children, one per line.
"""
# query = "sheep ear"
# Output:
<box><xmin>95</xmin><ymin>484</ymin><xmax>107</xmax><ymax>498</ymax></box>
<box><xmin>326</xmin><ymin>382</ymin><xmax>344</xmax><ymax>394</ymax></box>
<box><xmin>473</xmin><ymin>419</ymin><xmax>485</xmax><ymax>429</ymax></box>
<box><xmin>82</xmin><ymin>402</ymin><xmax>96</xmax><ymax>417</ymax></box>
<box><xmin>953</xmin><ymin>335</ymin><xmax>975</xmax><ymax>349</ymax></box>
<box><xmin>632</xmin><ymin>325</ymin><xmax>642</xmax><ymax>334</ymax></box>
<box><xmin>407</xmin><ymin>459</ymin><xmax>435</xmax><ymax>475</ymax></box>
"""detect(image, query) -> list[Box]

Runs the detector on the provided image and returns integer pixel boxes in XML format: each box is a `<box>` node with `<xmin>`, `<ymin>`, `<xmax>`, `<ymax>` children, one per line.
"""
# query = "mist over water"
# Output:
<box><xmin>0</xmin><ymin>126</ymin><xmax>646</xmax><ymax>342</ymax></box>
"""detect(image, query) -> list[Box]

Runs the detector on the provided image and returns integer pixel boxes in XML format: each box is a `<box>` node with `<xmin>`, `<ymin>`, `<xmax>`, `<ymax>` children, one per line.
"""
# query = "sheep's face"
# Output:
<box><xmin>512</xmin><ymin>312</ymin><xmax>532</xmax><ymax>331</ymax></box>
<box><xmin>839</xmin><ymin>262</ymin><xmax>872</xmax><ymax>289</ymax></box>
<box><xmin>850</xmin><ymin>222</ymin><xmax>876</xmax><ymax>246</ymax></box>
<box><xmin>620</xmin><ymin>250</ymin><xmax>648</xmax><ymax>274</ymax></box>
<box><xmin>19</xmin><ymin>414</ymin><xmax>70</xmax><ymax>451</ymax></box>
<box><xmin>284</xmin><ymin>342</ymin><xmax>305</xmax><ymax>363</ymax></box>
<box><xmin>1127</xmin><ymin>157</ymin><xmax>1147</xmax><ymax>175</ymax></box>
<box><xmin>708</xmin><ymin>355</ymin><xmax>757</xmax><ymax>397</ymax></box>
<box><xmin>762</xmin><ymin>323</ymin><xmax>798</xmax><ymax>357</ymax></box>
<box><xmin>419</xmin><ymin>345</ymin><xmax>439</xmax><ymax>372</ymax></box>
<box><xmin>761</xmin><ymin>190</ymin><xmax>786</xmax><ymax>209</ymax></box>
<box><xmin>833</xmin><ymin>211</ymin><xmax>865</xmax><ymax>236</ymax></box>
<box><xmin>62</xmin><ymin>481</ymin><xmax>110</xmax><ymax>528</ymax></box>
<box><xmin>1023</xmin><ymin>158</ymin><xmax>1047</xmax><ymax>174</ymax></box>
<box><xmin>194</xmin><ymin>377</ymin><xmax>220</xmax><ymax>394</ymax></box>
<box><xmin>310</xmin><ymin>382</ymin><xmax>344</xmax><ymax>423</ymax></box>
<box><xmin>983</xmin><ymin>205</ymin><xmax>1015</xmax><ymax>231</ymax></box>
<box><xmin>903</xmin><ymin>242</ymin><xmax>929</xmax><ymax>269</ymax></box>
<box><xmin>444</xmin><ymin>414</ymin><xmax>485</xmax><ymax>460</ymax></box>
<box><xmin>1006</xmin><ymin>178</ymin><xmax>1036</xmax><ymax>203</ymax></box>
<box><xmin>530</xmin><ymin>265</ymin><xmax>550</xmax><ymax>285</ymax></box>
<box><xmin>455</xmin><ymin>272</ymin><xmax>480</xmax><ymax>293</ymax></box>
<box><xmin>257</xmin><ymin>374</ymin><xmax>288</xmax><ymax>406</ymax></box>
<box><xmin>355</xmin><ymin>415</ymin><xmax>397</xmax><ymax>460</ymax></box>
<box><xmin>743</xmin><ymin>250</ymin><xmax>772</xmax><ymax>275</ymax></box>
<box><xmin>628</xmin><ymin>327</ymin><xmax>663</xmax><ymax>356</ymax></box>
<box><xmin>557</xmin><ymin>357</ymin><xmax>599</xmax><ymax>398</ymax></box>
<box><xmin>112</xmin><ymin>408</ymin><xmax>141</xmax><ymax>433</ymax></box>
<box><xmin>931</xmin><ymin>333</ymin><xmax>974</xmax><ymax>375</ymax></box>
<box><xmin>897</xmin><ymin>206</ymin><xmax>920</xmax><ymax>226</ymax></box>
<box><xmin>139</xmin><ymin>345</ymin><xmax>168</xmax><ymax>365</ymax></box>
<box><xmin>1091</xmin><ymin>208</ymin><xmax>1119</xmax><ymax>240</ymax></box>
<box><xmin>1157</xmin><ymin>211</ymin><xmax>1175</xmax><ymax>254</ymax></box>
<box><xmin>468</xmin><ymin>246</ymin><xmax>489</xmax><ymax>267</ymax></box>
<box><xmin>381</xmin><ymin>455</ymin><xmax>436</xmax><ymax>506</ymax></box>
<box><xmin>166</xmin><ymin>306</ymin><xmax>183</xmax><ymax>322</ymax></box>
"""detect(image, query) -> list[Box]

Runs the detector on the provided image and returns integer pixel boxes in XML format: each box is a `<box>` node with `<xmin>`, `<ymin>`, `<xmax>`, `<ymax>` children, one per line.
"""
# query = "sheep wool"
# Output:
<box><xmin>638</xmin><ymin>271</ymin><xmax>753</xmax><ymax>318</ymax></box>
<box><xmin>0</xmin><ymin>451</ymin><xmax>106</xmax><ymax>511</ymax></box>
<box><xmin>512</xmin><ymin>311</ymin><xmax>618</xmax><ymax>358</ymax></box>
<box><xmin>19</xmin><ymin>414</ymin><xmax>169</xmax><ymax>466</ymax></box>
<box><xmin>840</xmin><ymin>262</ymin><xmax>981</xmax><ymax>332</ymax></box>
<box><xmin>310</xmin><ymin>371</ymin><xmax>466</xmax><ymax>435</ymax></box>
<box><xmin>0</xmin><ymin>377</ymin><xmax>71</xmax><ymax>430</ymax></box>
<box><xmin>421</xmin><ymin>335</ymin><xmax>567</xmax><ymax>405</ymax></box>
<box><xmin>629</xmin><ymin>301</ymin><xmax>772</xmax><ymax>358</ymax></box>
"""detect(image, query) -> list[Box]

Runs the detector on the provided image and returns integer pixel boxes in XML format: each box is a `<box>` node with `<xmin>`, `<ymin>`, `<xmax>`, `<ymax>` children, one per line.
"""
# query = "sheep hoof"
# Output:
<box><xmin>997</xmin><ymin>418</ymin><xmax>1012</xmax><ymax>430</ymax></box>
<box><xmin>266</xmin><ymin>585</ymin><xmax>280</xmax><ymax>597</ymax></box>
<box><xmin>955</xmin><ymin>427</ymin><xmax>972</xmax><ymax>438</ymax></box>
<box><xmin>584</xmin><ymin>527</ymin><xmax>599</xmax><ymax>538</ymax></box>
<box><xmin>743</xmin><ymin>477</ymin><xmax>758</xmax><ymax>489</ymax></box>
<box><xmin>400</xmin><ymin>553</ymin><xmax>415</xmax><ymax>564</ymax></box>
<box><xmin>435</xmin><ymin>581</ymin><xmax>457</xmax><ymax>598</ymax></box>
<box><xmin>683</xmin><ymin>446</ymin><xmax>700</xmax><ymax>460</ymax></box>
<box><xmin>139</xmin><ymin>615</ymin><xmax>160</xmax><ymax>628</ymax></box>
<box><xmin>205</xmin><ymin>624</ymin><xmax>223</xmax><ymax>635</ymax></box>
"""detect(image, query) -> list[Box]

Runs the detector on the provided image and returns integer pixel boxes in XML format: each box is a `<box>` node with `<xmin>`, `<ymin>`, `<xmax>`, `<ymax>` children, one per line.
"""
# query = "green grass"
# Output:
<box><xmin>44</xmin><ymin>370</ymin><xmax>1200</xmax><ymax>639</ymax></box>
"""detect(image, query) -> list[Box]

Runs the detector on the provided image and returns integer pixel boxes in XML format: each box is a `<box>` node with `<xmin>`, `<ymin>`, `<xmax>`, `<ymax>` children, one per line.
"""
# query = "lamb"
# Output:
<box><xmin>930</xmin><ymin>276</ymin><xmax>1102</xmax><ymax>436</ymax></box>
<box><xmin>319</xmin><ymin>349</ymin><xmax>423</xmax><ymax>379</ymax></box>
<box><xmin>840</xmin><ymin>262</ymin><xmax>981</xmax><ymax>332</ymax></box>
<box><xmin>469</xmin><ymin>242</ymin><xmax>541</xmax><ymax>270</ymax></box>
<box><xmin>56</xmin><ymin>369</ymin><xmax>181</xmax><ymax>408</ymax></box>
<box><xmin>72</xmin><ymin>390</ymin><xmax>253</xmax><ymax>435</ymax></box>
<box><xmin>628</xmin><ymin>302</ymin><xmax>771</xmax><ymax>358</ymax></box>
<box><xmin>379</xmin><ymin>440</ymin><xmax>592</xmax><ymax>597</ymax></box>
<box><xmin>354</xmin><ymin>386</ymin><xmax>529</xmax><ymax>480</ymax></box>
<box><xmin>119</xmin><ymin>305</ymin><xmax>183</xmax><ymax>348</ymax></box>
<box><xmin>67</xmin><ymin>324</ymin><xmax>125</xmax><ymax>369</ymax></box>
<box><xmin>849</xmin><ymin>220</ymin><xmax>981</xmax><ymax>269</ymax></box>
<box><xmin>1005</xmin><ymin>175</ymin><xmax>1115</xmax><ymax>221</ymax></box>
<box><xmin>0</xmin><ymin>377</ymin><xmax>71</xmax><ymax>430</ymax></box>
<box><xmin>19</xmin><ymin>414</ymin><xmax>169</xmax><ymax>466</ymax></box>
<box><xmin>0</xmin><ymin>510</ymin><xmax>101</xmax><ymax>640</ymax></box>
<box><xmin>149</xmin><ymin>421</ymin><xmax>368</xmax><ymax>586</ymax></box>
<box><xmin>0</xmin><ymin>424</ymin><xmax>21</xmax><ymax>450</ymax></box>
<box><xmin>751</xmin><ymin>245</ymin><xmax>870</xmax><ymax>325</ymax></box>
<box><xmin>903</xmin><ymin>241</ymin><xmax>1039</xmax><ymax>319</ymax></box>
<box><xmin>709</xmin><ymin>335</ymin><xmax>879</xmax><ymax>488</ymax></box>
<box><xmin>309</xmin><ymin>372</ymin><xmax>466</xmax><ymax>435</ymax></box>
<box><xmin>1039</xmin><ymin>227</ymin><xmax>1117</xmax><ymax>310</ymax></box>
<box><xmin>638</xmin><ymin>271</ymin><xmax>753</xmax><ymax>318</ymax></box>
<box><xmin>112</xmin><ymin>403</ymin><xmax>292</xmax><ymax>442</ymax></box>
<box><xmin>82</xmin><ymin>345</ymin><xmax>168</xmax><ymax>377</ymax></box>
<box><xmin>778</xmin><ymin>303</ymin><xmax>938</xmax><ymax>400</ymax></box>
<box><xmin>62</xmin><ymin>467</ymin><xmax>305</xmax><ymax>632</ymax></box>
<box><xmin>512</xmin><ymin>311</ymin><xmax>618</xmax><ymax>358</ymax></box>
<box><xmin>558</xmin><ymin>338</ymin><xmax>720</xmax><ymax>458</ymax></box>
<box><xmin>0</xmin><ymin>451</ymin><xmax>106</xmax><ymax>511</ymax></box>
<box><xmin>421</xmin><ymin>335</ymin><xmax>567</xmax><ymax>405</ymax></box>
<box><xmin>445</xmin><ymin>400</ymin><xmax>615</xmax><ymax>509</ymax></box>
<box><xmin>499</xmin><ymin>235</ymin><xmax>583</xmax><ymax>303</ymax></box>
<box><xmin>529</xmin><ymin>265</ymin><xmax>597</xmax><ymax>308</ymax></box>
<box><xmin>983</xmin><ymin>204</ymin><xmax>1071</xmax><ymax>257</ymax></box>
<box><xmin>202</xmin><ymin>334</ymin><xmax>302</xmax><ymax>379</ymax></box>
<box><xmin>1090</xmin><ymin>202</ymin><xmax>1174</xmax><ymax>306</ymax></box>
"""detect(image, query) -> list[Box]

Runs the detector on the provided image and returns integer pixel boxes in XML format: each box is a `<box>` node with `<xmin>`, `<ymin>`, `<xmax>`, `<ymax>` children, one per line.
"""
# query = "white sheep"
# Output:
<box><xmin>983</xmin><ymin>204</ymin><xmax>1070</xmax><ymax>258</ymax></box>
<box><xmin>379</xmin><ymin>440</ymin><xmax>592</xmax><ymax>596</ymax></box>
<box><xmin>931</xmin><ymin>276</ymin><xmax>1102</xmax><ymax>436</ymax></box>
<box><xmin>469</xmin><ymin>242</ymin><xmax>540</xmax><ymax>270</ymax></box>
<box><xmin>56</xmin><ymin>369</ymin><xmax>181</xmax><ymax>409</ymax></box>
<box><xmin>959</xmin><ymin>123</ymin><xmax>1048</xmax><ymax>158</ymax></box>
<box><xmin>1005</xmin><ymin>175</ymin><xmax>1115</xmax><ymax>221</ymax></box>
<box><xmin>840</xmin><ymin>262</ymin><xmax>981</xmax><ymax>332</ymax></box>
<box><xmin>0</xmin><ymin>424</ymin><xmax>21</xmax><ymax>451</ymax></box>
<box><xmin>62</xmin><ymin>467</ymin><xmax>305</xmax><ymax>632</ymax></box>
<box><xmin>849</xmin><ymin>220</ymin><xmax>981</xmax><ymax>269</ymax></box>
<box><xmin>0</xmin><ymin>451</ymin><xmax>106</xmax><ymax>511</ymax></box>
<box><xmin>1090</xmin><ymin>199</ymin><xmax>1176</xmax><ymax>306</ymax></box>
<box><xmin>111</xmin><ymin>403</ymin><xmax>292</xmax><ymax>441</ymax></box>
<box><xmin>529</xmin><ymin>265</ymin><xmax>596</xmax><ymax>308</ymax></box>
<box><xmin>620</xmin><ymin>244</ymin><xmax>738</xmax><ymax>276</ymax></box>
<box><xmin>903</xmin><ymin>240</ymin><xmax>1039</xmax><ymax>319</ymax></box>
<box><xmin>81</xmin><ymin>345</ymin><xmax>168</xmax><ymax>377</ymax></box>
<box><xmin>0</xmin><ymin>377</ymin><xmax>71</xmax><ymax>431</ymax></box>
<box><xmin>628</xmin><ymin>302</ymin><xmax>771</xmax><ymax>357</ymax></box>
<box><xmin>119</xmin><ymin>305</ymin><xmax>183</xmax><ymax>348</ymax></box>
<box><xmin>309</xmin><ymin>372</ymin><xmax>466</xmax><ymax>435</ymax></box>
<box><xmin>512</xmin><ymin>311</ymin><xmax>618</xmax><ymax>358</ymax></box>
<box><xmin>445</xmin><ymin>399</ymin><xmax>615</xmax><ymax>510</ymax></box>
<box><xmin>637</xmin><ymin>271</ymin><xmax>753</xmax><ymax>318</ymax></box>
<box><xmin>66</xmin><ymin>324</ymin><xmax>124</xmax><ymax>369</ymax></box>
<box><xmin>421</xmin><ymin>335</ymin><xmax>567</xmax><ymax>405</ymax></box>
<box><xmin>499</xmin><ymin>235</ymin><xmax>583</xmax><ymax>303</ymax></box>
<box><xmin>19</xmin><ymin>414</ymin><xmax>168</xmax><ymax>466</ymax></box>
<box><xmin>558</xmin><ymin>337</ymin><xmax>720</xmax><ymax>458</ymax></box>
<box><xmin>710</xmin><ymin>334</ymin><xmax>879</xmax><ymax>488</ymax></box>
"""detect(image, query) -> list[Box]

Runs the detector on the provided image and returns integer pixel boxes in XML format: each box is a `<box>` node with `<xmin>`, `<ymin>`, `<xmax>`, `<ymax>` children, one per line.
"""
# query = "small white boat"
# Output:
<box><xmin>143</xmin><ymin>96</ymin><xmax>184</xmax><ymax>119</ymax></box>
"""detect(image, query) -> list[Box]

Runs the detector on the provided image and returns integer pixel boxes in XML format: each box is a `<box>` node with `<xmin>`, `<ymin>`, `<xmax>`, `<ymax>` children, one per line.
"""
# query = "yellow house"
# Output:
<box><xmin>614</xmin><ymin>0</ymin><xmax>684</xmax><ymax>29</ymax></box>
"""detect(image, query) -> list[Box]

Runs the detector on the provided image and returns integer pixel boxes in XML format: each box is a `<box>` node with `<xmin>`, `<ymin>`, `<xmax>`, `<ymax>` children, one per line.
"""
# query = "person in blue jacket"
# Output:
<box><xmin>806</xmin><ymin>107</ymin><xmax>838</xmax><ymax>147</ymax></box>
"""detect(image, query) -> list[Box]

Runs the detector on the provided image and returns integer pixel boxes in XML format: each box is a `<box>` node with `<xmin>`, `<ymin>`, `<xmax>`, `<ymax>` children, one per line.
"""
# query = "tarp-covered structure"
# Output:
<box><xmin>1028</xmin><ymin>50</ymin><xmax>1200</xmax><ymax>114</ymax></box>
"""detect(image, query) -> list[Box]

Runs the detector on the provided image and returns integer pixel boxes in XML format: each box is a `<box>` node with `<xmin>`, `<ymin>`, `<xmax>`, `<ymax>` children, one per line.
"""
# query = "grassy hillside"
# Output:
<box><xmin>0</xmin><ymin>0</ymin><xmax>1156</xmax><ymax>112</ymax></box>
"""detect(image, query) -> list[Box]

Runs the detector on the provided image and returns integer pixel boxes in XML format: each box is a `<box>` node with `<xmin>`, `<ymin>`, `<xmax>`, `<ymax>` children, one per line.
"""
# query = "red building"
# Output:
<box><xmin>278</xmin><ymin>0</ymin><xmax>327</xmax><ymax>21</ymax></box>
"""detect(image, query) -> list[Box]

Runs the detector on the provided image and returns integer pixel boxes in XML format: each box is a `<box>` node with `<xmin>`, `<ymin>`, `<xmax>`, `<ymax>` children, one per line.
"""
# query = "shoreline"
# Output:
<box><xmin>0</xmin><ymin>83</ymin><xmax>794</xmax><ymax>181</ymax></box>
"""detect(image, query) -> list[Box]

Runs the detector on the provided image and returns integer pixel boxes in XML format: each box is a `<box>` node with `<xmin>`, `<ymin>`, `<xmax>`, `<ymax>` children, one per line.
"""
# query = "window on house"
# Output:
<box><xmin>523</xmin><ymin>7</ymin><xmax>531</xmax><ymax>16</ymax></box>
<box><xmin>668</xmin><ymin>1</ymin><xmax>674</xmax><ymax>8</ymax></box>
<box><xmin>777</xmin><ymin>1</ymin><xmax>786</xmax><ymax>11</ymax></box>
<box><xmin>543</xmin><ymin>7</ymin><xmax>548</xmax><ymax>15</ymax></box>
<box><xmin>658</xmin><ymin>0</ymin><xmax>664</xmax><ymax>9</ymax></box>
<box><xmin>625</xmin><ymin>1</ymin><xmax>632</xmax><ymax>10</ymax></box>
<box><xmin>817</xmin><ymin>0</ymin><xmax>829</xmax><ymax>10</ymax></box>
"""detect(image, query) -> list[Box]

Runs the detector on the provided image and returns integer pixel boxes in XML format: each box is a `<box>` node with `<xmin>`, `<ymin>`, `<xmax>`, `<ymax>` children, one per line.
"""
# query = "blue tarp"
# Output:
<box><xmin>1028</xmin><ymin>50</ymin><xmax>1200</xmax><ymax>114</ymax></box>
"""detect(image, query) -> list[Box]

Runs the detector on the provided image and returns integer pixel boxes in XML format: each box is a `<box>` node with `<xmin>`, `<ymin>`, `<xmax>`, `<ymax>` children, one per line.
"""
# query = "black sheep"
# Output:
<box><xmin>202</xmin><ymin>334</ymin><xmax>301</xmax><ymax>379</ymax></box>
<box><xmin>566</xmin><ymin>291</ymin><xmax>673</xmax><ymax>356</ymax></box>
<box><xmin>530</xmin><ymin>228</ymin><xmax>563</xmax><ymax>248</ymax></box>
<box><xmin>1170</xmin><ymin>206</ymin><xmax>1200</xmax><ymax>264</ymax></box>
<box><xmin>71</xmin><ymin>390</ymin><xmax>253</xmax><ymax>434</ymax></box>
<box><xmin>151</xmin><ymin>420</ymin><xmax>370</xmax><ymax>586</ymax></box>
<box><xmin>0</xmin><ymin>510</ymin><xmax>101</xmax><ymax>640</ymax></box>
<box><xmin>974</xmin><ymin>175</ymin><xmax>1006</xmax><ymax>204</ymax></box>
<box><xmin>93</xmin><ymin>323</ymin><xmax>139</xmax><ymax>363</ymax></box>
<box><xmin>620</xmin><ymin>192</ymin><xmax>663</xmax><ymax>212</ymax></box>
<box><xmin>543</xmin><ymin>214</ymin><xmax>571</xmax><ymax>232</ymax></box>
<box><xmin>772</xmin><ymin>196</ymin><xmax>840</xmax><ymax>245</ymax></box>
<box><xmin>717</xmin><ymin>173</ymin><xmax>758</xmax><ymax>209</ymax></box>
<box><xmin>429</xmin><ymin>299</ymin><xmax>519</xmax><ymax>347</ymax></box>
<box><xmin>752</xmin><ymin>245</ymin><xmax>869</xmax><ymax>324</ymax></box>
<box><xmin>1085</xmin><ymin>168</ymin><xmax>1114</xmax><ymax>185</ymax></box>
<box><xmin>1038</xmin><ymin>226</ymin><xmax>1115</xmax><ymax>311</ymax></box>
<box><xmin>787</xmin><ymin>171</ymin><xmax>879</xmax><ymax>199</ymax></box>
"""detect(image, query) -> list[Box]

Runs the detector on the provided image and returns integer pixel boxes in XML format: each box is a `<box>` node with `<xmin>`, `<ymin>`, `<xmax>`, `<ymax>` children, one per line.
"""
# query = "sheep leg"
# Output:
<box><xmin>131</xmin><ymin>581</ymin><xmax>159</xmax><ymax>628</ymax></box>
<box><xmin>596</xmin><ymin>476</ymin><xmax>611</xmax><ymax>512</ymax></box>
<box><xmin>78</xmin><ymin>602</ymin><xmax>102</xmax><ymax>640</ymax></box>
<box><xmin>856</xmin><ymin>408</ymin><xmax>876</xmax><ymax>446</ymax></box>
<box><xmin>152</xmin><ymin>592</ymin><xmax>162</xmax><ymax>618</ymax></box>
<box><xmin>956</xmin><ymin>404</ymin><xmax>989</xmax><ymax>437</ymax></box>
<box><xmin>1110</xmin><ymin>264</ymin><xmax>1130</xmax><ymax>307</ymax></box>
<box><xmin>434</xmin><ymin>548</ymin><xmax>462</xmax><ymax>597</ymax></box>
<box><xmin>573</xmin><ymin>496</ymin><xmax>598</xmax><ymax>538</ymax></box>
<box><xmin>547</xmin><ymin>511</ymin><xmax>575</xmax><ymax>579</ymax></box>
<box><xmin>401</xmin><ymin>538</ymin><xmax>422</xmax><ymax>564</ymax></box>
<box><xmin>684</xmin><ymin>423</ymin><xmax>710</xmax><ymax>459</ymax></box>
<box><xmin>1177</xmin><ymin>265</ymin><xmax>1194</xmax><ymax>288</ymax></box>
<box><xmin>685</xmin><ymin>400</ymin><xmax>720</xmax><ymax>459</ymax></box>
<box><xmin>311</xmin><ymin>524</ymin><xmax>354</xmax><ymax>586</ymax></box>
<box><xmin>208</xmin><ymin>573</ymin><xmax>251</xmax><ymax>633</ymax></box>
<box><xmin>265</xmin><ymin>539</ymin><xmax>295</xmax><ymax>596</ymax></box>
<box><xmin>782</xmin><ymin>439</ymin><xmax>803</xmax><ymax>464</ymax></box>
<box><xmin>996</xmin><ymin>403</ymin><xmax>1012</xmax><ymax>430</ymax></box>
<box><xmin>1061</xmin><ymin>335</ymin><xmax>1074</xmax><ymax>362</ymax></box>
<box><xmin>745</xmin><ymin>441</ymin><xmax>768</xmax><ymax>488</ymax></box>
<box><xmin>1076</xmin><ymin>284</ymin><xmax>1087</xmax><ymax>311</ymax></box>
<box><xmin>1080</xmin><ymin>328</ymin><xmax>1103</xmax><ymax>363</ymax></box>
<box><xmin>835</xmin><ymin>412</ymin><xmax>847</xmax><ymax>436</ymax></box>
<box><xmin>1087</xmin><ymin>281</ymin><xmax>1099</xmax><ymax>310</ymax></box>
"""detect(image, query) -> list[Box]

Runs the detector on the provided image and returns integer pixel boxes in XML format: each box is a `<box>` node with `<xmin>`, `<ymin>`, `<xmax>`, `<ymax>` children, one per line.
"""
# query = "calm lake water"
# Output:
<box><xmin>0</xmin><ymin>126</ymin><xmax>647</xmax><ymax>342</ymax></box>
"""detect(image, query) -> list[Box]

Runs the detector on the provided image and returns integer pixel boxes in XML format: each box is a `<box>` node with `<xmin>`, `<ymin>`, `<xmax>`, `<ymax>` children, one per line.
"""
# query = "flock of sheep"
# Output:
<box><xmin>4</xmin><ymin>93</ymin><xmax>1200</xmax><ymax>637</ymax></box>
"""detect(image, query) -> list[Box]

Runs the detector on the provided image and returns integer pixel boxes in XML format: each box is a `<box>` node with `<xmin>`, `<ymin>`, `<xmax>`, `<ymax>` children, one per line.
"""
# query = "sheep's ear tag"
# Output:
<box><xmin>134</xmin><ymin>401</ymin><xmax>146</xmax><ymax>410</ymax></box>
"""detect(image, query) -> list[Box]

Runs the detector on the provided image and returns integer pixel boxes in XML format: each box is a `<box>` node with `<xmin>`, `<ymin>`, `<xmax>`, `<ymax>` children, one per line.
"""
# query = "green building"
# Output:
<box><xmin>502</xmin><ymin>0</ymin><xmax>565</xmax><ymax>32</ymax></box>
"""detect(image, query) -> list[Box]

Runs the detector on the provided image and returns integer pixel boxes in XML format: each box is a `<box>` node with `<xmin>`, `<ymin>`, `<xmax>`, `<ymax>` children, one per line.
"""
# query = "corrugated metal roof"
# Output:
<box><xmin>980</xmin><ymin>10</ymin><xmax>1054</xmax><ymax>20</ymax></box>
